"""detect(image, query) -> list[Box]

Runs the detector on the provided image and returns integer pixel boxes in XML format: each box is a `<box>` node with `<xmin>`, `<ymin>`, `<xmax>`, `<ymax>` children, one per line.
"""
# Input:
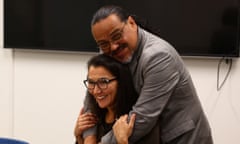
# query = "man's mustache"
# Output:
<box><xmin>111</xmin><ymin>44</ymin><xmax>127</xmax><ymax>56</ymax></box>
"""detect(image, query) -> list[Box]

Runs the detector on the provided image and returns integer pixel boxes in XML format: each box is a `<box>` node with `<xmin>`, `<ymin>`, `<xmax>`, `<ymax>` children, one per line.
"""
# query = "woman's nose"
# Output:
<box><xmin>92</xmin><ymin>84</ymin><xmax>102</xmax><ymax>94</ymax></box>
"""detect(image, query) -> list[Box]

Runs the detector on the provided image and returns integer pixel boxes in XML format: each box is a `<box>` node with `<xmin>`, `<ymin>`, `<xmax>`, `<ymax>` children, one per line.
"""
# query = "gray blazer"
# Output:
<box><xmin>126</xmin><ymin>27</ymin><xmax>213</xmax><ymax>144</ymax></box>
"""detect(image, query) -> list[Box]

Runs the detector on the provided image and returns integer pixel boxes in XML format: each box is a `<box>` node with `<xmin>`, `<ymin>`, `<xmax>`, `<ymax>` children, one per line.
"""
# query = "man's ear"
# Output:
<box><xmin>127</xmin><ymin>16</ymin><xmax>137</xmax><ymax>29</ymax></box>
<box><xmin>128</xmin><ymin>16</ymin><xmax>136</xmax><ymax>24</ymax></box>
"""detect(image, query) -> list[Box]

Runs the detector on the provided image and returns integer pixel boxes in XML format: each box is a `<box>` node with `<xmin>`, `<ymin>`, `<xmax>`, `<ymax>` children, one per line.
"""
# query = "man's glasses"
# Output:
<box><xmin>83</xmin><ymin>78</ymin><xmax>117</xmax><ymax>91</ymax></box>
<box><xmin>97</xmin><ymin>23</ymin><xmax>126</xmax><ymax>53</ymax></box>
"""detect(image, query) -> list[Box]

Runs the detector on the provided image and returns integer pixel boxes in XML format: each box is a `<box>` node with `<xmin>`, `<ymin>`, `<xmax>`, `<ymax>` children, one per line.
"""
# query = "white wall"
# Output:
<box><xmin>0</xmin><ymin>0</ymin><xmax>13</xmax><ymax>137</ymax></box>
<box><xmin>184</xmin><ymin>58</ymin><xmax>240</xmax><ymax>144</ymax></box>
<box><xmin>1</xmin><ymin>1</ymin><xmax>240</xmax><ymax>143</ymax></box>
<box><xmin>13</xmin><ymin>50</ymin><xmax>96</xmax><ymax>143</ymax></box>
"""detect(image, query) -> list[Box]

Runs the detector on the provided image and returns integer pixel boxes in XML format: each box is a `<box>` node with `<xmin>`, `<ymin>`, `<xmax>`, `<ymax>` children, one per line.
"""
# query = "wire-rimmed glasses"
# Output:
<box><xmin>97</xmin><ymin>23</ymin><xmax>126</xmax><ymax>53</ymax></box>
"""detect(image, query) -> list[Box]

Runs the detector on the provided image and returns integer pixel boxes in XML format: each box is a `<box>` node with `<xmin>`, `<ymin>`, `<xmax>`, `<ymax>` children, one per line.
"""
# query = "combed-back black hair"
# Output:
<box><xmin>91</xmin><ymin>5</ymin><xmax>161</xmax><ymax>36</ymax></box>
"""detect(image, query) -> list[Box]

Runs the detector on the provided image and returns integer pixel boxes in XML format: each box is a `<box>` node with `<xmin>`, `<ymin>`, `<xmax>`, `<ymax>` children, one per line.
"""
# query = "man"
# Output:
<box><xmin>82</xmin><ymin>5</ymin><xmax>213</xmax><ymax>144</ymax></box>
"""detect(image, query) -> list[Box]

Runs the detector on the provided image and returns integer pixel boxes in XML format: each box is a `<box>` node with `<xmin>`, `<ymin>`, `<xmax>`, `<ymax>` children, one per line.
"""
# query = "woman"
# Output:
<box><xmin>74</xmin><ymin>54</ymin><xmax>138</xmax><ymax>144</ymax></box>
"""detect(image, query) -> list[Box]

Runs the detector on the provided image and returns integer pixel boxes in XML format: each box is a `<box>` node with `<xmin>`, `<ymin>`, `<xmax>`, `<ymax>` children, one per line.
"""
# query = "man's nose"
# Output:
<box><xmin>110</xmin><ymin>41</ymin><xmax>120</xmax><ymax>52</ymax></box>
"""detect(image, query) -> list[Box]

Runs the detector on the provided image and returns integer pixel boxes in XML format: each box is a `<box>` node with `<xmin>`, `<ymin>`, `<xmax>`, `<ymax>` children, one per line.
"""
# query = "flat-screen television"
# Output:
<box><xmin>4</xmin><ymin>0</ymin><xmax>240</xmax><ymax>57</ymax></box>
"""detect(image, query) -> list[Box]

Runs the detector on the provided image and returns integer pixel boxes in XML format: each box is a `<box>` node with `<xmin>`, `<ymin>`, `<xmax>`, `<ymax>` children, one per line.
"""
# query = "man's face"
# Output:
<box><xmin>92</xmin><ymin>14</ymin><xmax>138</xmax><ymax>63</ymax></box>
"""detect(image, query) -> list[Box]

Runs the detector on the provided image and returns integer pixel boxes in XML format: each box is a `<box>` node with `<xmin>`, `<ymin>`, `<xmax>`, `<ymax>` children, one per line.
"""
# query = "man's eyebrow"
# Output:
<box><xmin>96</xmin><ymin>40</ymin><xmax>108</xmax><ymax>44</ymax></box>
<box><xmin>109</xmin><ymin>28</ymin><xmax>121</xmax><ymax>37</ymax></box>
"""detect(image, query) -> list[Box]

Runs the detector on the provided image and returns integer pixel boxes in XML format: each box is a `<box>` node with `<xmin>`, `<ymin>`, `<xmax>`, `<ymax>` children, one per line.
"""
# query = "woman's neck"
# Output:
<box><xmin>105</xmin><ymin>108</ymin><xmax>115</xmax><ymax>123</ymax></box>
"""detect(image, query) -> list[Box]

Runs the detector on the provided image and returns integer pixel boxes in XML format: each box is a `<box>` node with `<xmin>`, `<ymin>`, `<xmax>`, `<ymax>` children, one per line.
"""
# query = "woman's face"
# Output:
<box><xmin>87</xmin><ymin>66</ymin><xmax>118</xmax><ymax>109</ymax></box>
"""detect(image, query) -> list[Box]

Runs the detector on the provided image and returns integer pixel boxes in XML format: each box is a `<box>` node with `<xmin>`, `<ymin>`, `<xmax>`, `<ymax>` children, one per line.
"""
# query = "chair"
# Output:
<box><xmin>0</xmin><ymin>137</ymin><xmax>29</xmax><ymax>144</ymax></box>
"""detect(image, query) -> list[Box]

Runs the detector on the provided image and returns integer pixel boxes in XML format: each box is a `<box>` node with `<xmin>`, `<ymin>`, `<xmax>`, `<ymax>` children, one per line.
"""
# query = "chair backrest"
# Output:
<box><xmin>0</xmin><ymin>137</ymin><xmax>29</xmax><ymax>144</ymax></box>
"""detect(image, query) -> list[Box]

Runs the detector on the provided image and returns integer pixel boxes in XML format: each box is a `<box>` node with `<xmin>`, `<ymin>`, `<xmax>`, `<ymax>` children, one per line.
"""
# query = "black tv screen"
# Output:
<box><xmin>4</xmin><ymin>0</ymin><xmax>240</xmax><ymax>57</ymax></box>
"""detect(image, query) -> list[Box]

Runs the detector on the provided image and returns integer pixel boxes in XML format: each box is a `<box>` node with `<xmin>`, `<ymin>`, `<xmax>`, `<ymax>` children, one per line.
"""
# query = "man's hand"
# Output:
<box><xmin>113</xmin><ymin>114</ymin><xmax>136</xmax><ymax>144</ymax></box>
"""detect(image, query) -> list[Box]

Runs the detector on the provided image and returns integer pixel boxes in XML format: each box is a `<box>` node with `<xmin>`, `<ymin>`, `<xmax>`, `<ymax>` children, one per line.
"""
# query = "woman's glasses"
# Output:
<box><xmin>83</xmin><ymin>78</ymin><xmax>117</xmax><ymax>91</ymax></box>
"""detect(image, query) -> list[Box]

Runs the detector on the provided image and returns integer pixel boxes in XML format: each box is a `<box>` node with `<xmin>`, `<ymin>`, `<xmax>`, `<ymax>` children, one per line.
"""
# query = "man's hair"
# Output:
<box><xmin>91</xmin><ymin>5</ymin><xmax>129</xmax><ymax>25</ymax></box>
<box><xmin>91</xmin><ymin>5</ymin><xmax>161</xmax><ymax>37</ymax></box>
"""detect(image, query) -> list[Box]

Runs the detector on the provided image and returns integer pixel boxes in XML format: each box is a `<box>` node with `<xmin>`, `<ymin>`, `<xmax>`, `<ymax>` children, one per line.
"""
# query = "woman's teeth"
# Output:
<box><xmin>97</xmin><ymin>95</ymin><xmax>106</xmax><ymax>100</ymax></box>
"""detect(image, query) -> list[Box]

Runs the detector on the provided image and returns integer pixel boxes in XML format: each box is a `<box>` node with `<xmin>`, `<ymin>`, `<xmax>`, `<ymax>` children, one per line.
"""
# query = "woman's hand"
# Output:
<box><xmin>74</xmin><ymin>108</ymin><xmax>98</xmax><ymax>139</ymax></box>
<box><xmin>113</xmin><ymin>114</ymin><xmax>136</xmax><ymax>144</ymax></box>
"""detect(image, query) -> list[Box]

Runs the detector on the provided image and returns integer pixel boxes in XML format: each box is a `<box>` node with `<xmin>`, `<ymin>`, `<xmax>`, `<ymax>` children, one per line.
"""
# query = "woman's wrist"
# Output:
<box><xmin>76</xmin><ymin>135</ymin><xmax>83</xmax><ymax>144</ymax></box>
